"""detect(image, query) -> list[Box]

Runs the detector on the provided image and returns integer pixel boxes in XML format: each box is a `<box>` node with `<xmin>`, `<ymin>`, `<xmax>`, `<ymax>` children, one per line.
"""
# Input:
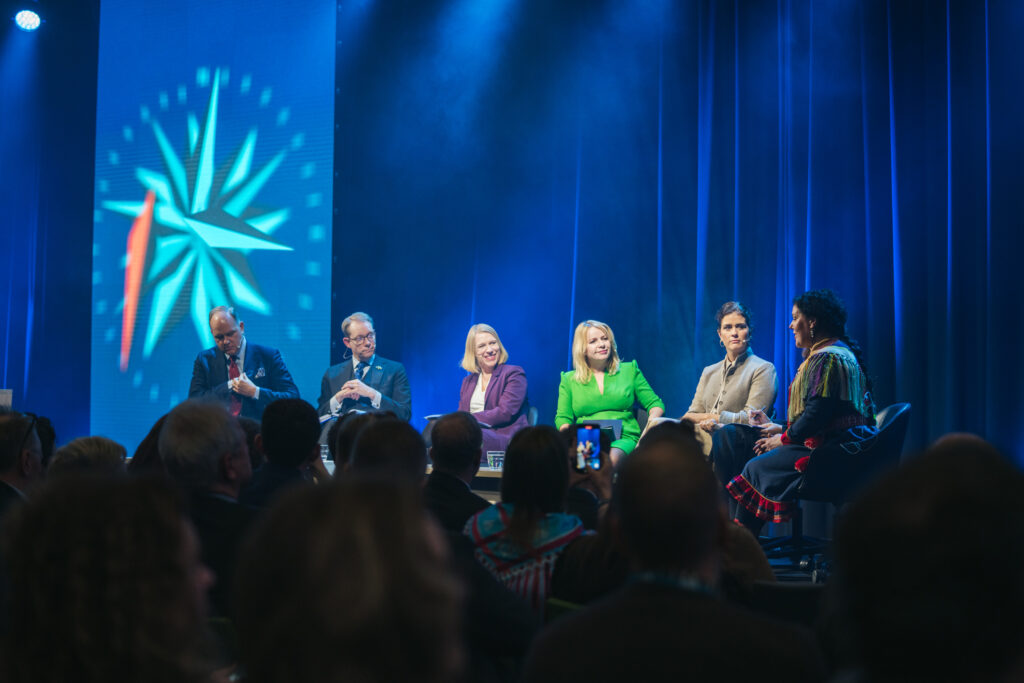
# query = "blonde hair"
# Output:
<box><xmin>460</xmin><ymin>324</ymin><xmax>509</xmax><ymax>373</ymax></box>
<box><xmin>571</xmin><ymin>320</ymin><xmax>620</xmax><ymax>384</ymax></box>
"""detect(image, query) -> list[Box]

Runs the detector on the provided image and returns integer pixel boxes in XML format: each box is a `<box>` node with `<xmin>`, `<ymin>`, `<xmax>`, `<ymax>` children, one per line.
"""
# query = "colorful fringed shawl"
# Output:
<box><xmin>464</xmin><ymin>503</ymin><xmax>585</xmax><ymax>611</ymax></box>
<box><xmin>787</xmin><ymin>342</ymin><xmax>872</xmax><ymax>423</ymax></box>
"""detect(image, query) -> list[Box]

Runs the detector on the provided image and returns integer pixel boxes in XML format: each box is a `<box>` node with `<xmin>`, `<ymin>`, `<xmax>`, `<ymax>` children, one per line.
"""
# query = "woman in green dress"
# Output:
<box><xmin>555</xmin><ymin>320</ymin><xmax>665</xmax><ymax>463</ymax></box>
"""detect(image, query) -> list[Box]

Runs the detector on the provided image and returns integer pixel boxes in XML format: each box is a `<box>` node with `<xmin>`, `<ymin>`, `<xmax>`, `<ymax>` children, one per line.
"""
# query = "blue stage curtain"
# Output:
<box><xmin>332</xmin><ymin>0</ymin><xmax>1023</xmax><ymax>462</ymax></box>
<box><xmin>0</xmin><ymin>4</ymin><xmax>97</xmax><ymax>440</ymax></box>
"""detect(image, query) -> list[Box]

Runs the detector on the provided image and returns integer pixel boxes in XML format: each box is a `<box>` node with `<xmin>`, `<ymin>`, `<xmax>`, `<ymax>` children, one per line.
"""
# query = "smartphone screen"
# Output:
<box><xmin>575</xmin><ymin>425</ymin><xmax>601</xmax><ymax>471</ymax></box>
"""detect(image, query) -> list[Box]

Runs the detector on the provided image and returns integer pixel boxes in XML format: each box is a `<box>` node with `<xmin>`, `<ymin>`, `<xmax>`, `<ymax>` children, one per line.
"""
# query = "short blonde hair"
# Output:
<box><xmin>571</xmin><ymin>320</ymin><xmax>620</xmax><ymax>384</ymax></box>
<box><xmin>460</xmin><ymin>324</ymin><xmax>509</xmax><ymax>373</ymax></box>
<box><xmin>341</xmin><ymin>312</ymin><xmax>374</xmax><ymax>337</ymax></box>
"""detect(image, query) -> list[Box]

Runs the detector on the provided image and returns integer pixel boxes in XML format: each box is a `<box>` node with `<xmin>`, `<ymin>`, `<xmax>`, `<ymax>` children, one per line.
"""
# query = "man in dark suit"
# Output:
<box><xmin>523</xmin><ymin>424</ymin><xmax>824</xmax><ymax>683</ymax></box>
<box><xmin>188</xmin><ymin>306</ymin><xmax>299</xmax><ymax>421</ymax></box>
<box><xmin>317</xmin><ymin>312</ymin><xmax>411</xmax><ymax>421</ymax></box>
<box><xmin>158</xmin><ymin>399</ymin><xmax>258</xmax><ymax>618</ymax></box>
<box><xmin>423</xmin><ymin>411</ymin><xmax>491</xmax><ymax>532</ymax></box>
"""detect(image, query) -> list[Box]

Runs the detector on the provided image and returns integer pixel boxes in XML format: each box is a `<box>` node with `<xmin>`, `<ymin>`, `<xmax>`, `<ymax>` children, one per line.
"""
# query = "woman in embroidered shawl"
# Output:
<box><xmin>727</xmin><ymin>290</ymin><xmax>876</xmax><ymax>535</ymax></box>
<box><xmin>464</xmin><ymin>425</ymin><xmax>586</xmax><ymax>611</ymax></box>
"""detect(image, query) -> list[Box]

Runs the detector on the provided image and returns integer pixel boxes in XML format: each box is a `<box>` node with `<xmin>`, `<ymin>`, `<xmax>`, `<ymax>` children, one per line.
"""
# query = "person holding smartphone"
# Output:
<box><xmin>555</xmin><ymin>320</ymin><xmax>665</xmax><ymax>464</ymax></box>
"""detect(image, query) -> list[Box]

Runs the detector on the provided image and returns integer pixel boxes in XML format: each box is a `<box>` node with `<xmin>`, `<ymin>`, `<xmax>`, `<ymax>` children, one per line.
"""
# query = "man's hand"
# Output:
<box><xmin>336</xmin><ymin>378</ymin><xmax>375</xmax><ymax>402</ymax></box>
<box><xmin>231</xmin><ymin>374</ymin><xmax>259</xmax><ymax>398</ymax></box>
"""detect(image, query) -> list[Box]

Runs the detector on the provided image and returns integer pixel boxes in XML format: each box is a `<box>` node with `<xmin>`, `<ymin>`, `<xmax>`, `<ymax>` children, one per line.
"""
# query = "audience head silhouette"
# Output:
<box><xmin>349</xmin><ymin>418</ymin><xmax>427</xmax><ymax>483</ymax></box>
<box><xmin>834</xmin><ymin>435</ymin><xmax>1024</xmax><ymax>683</ymax></box>
<box><xmin>158</xmin><ymin>399</ymin><xmax>251</xmax><ymax>497</ymax></box>
<box><xmin>47</xmin><ymin>436</ymin><xmax>127</xmax><ymax>479</ymax></box>
<box><xmin>235</xmin><ymin>479</ymin><xmax>463</xmax><ymax>683</ymax></box>
<box><xmin>259</xmin><ymin>398</ymin><xmax>321</xmax><ymax>468</ymax></box>
<box><xmin>430</xmin><ymin>411</ymin><xmax>483</xmax><ymax>478</ymax></box>
<box><xmin>1</xmin><ymin>476</ymin><xmax>214</xmax><ymax>683</ymax></box>
<box><xmin>614</xmin><ymin>422</ymin><xmax>725</xmax><ymax>577</ymax></box>
<box><xmin>500</xmin><ymin>425</ymin><xmax>570</xmax><ymax>547</ymax></box>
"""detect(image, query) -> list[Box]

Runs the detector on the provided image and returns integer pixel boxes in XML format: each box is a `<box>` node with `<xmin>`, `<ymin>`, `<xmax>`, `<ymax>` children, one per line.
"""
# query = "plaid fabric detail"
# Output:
<box><xmin>726</xmin><ymin>474</ymin><xmax>797</xmax><ymax>524</ymax></box>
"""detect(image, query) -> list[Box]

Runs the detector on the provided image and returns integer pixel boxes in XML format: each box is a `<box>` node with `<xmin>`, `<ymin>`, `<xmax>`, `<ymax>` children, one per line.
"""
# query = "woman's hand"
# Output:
<box><xmin>559</xmin><ymin>423</ymin><xmax>571</xmax><ymax>432</ymax></box>
<box><xmin>757</xmin><ymin>423</ymin><xmax>784</xmax><ymax>436</ymax></box>
<box><xmin>747</xmin><ymin>409</ymin><xmax>770</xmax><ymax>427</ymax></box>
<box><xmin>698</xmin><ymin>418</ymin><xmax>720</xmax><ymax>433</ymax></box>
<box><xmin>684</xmin><ymin>412</ymin><xmax>716</xmax><ymax>424</ymax></box>
<box><xmin>753</xmin><ymin>434</ymin><xmax>784</xmax><ymax>455</ymax></box>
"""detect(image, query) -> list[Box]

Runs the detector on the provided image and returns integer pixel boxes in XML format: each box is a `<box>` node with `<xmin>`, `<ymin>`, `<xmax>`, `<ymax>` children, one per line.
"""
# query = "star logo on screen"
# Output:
<box><xmin>100</xmin><ymin>67</ymin><xmax>295</xmax><ymax>371</ymax></box>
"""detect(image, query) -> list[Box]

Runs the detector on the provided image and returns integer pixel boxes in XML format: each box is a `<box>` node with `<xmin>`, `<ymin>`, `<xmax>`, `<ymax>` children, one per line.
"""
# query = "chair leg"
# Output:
<box><xmin>760</xmin><ymin>504</ymin><xmax>831</xmax><ymax>569</ymax></box>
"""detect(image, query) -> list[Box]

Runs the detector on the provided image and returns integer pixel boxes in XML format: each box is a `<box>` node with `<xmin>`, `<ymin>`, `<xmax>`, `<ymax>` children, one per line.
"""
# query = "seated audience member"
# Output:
<box><xmin>550</xmin><ymin>422</ymin><xmax>774</xmax><ymax>606</ymax></box>
<box><xmin>158</xmin><ymin>399</ymin><xmax>257</xmax><ymax>618</ymax></box>
<box><xmin>465</xmin><ymin>426</ymin><xmax>586</xmax><ymax>611</ymax></box>
<box><xmin>457</xmin><ymin>324</ymin><xmax>530</xmax><ymax>453</ymax></box>
<box><xmin>317</xmin><ymin>312</ymin><xmax>412</xmax><ymax>421</ymax></box>
<box><xmin>349</xmin><ymin>417</ymin><xmax>428</xmax><ymax>484</ymax></box>
<box><xmin>127</xmin><ymin>413</ymin><xmax>169</xmax><ymax>475</ymax></box>
<box><xmin>562</xmin><ymin>425</ymin><xmax>614</xmax><ymax>531</ymax></box>
<box><xmin>831</xmin><ymin>435</ymin><xmax>1024</xmax><ymax>683</ymax></box>
<box><xmin>234</xmin><ymin>479</ymin><xmax>462</xmax><ymax>683</ymax></box>
<box><xmin>330</xmin><ymin>411</ymin><xmax>394</xmax><ymax>475</ymax></box>
<box><xmin>237</xmin><ymin>416</ymin><xmax>266</xmax><ymax>471</ymax></box>
<box><xmin>0</xmin><ymin>412</ymin><xmax>44</xmax><ymax>518</ymax></box>
<box><xmin>424</xmin><ymin>411</ymin><xmax>491</xmax><ymax>532</ymax></box>
<box><xmin>47</xmin><ymin>436</ymin><xmax>127</xmax><ymax>479</ymax></box>
<box><xmin>1</xmin><ymin>476</ymin><xmax>215</xmax><ymax>683</ymax></box>
<box><xmin>524</xmin><ymin>426</ymin><xmax>824</xmax><ymax>683</ymax></box>
<box><xmin>240</xmin><ymin>399</ymin><xmax>321</xmax><ymax>509</ymax></box>
<box><xmin>331</xmin><ymin>409</ymin><xmax>387</xmax><ymax>473</ymax></box>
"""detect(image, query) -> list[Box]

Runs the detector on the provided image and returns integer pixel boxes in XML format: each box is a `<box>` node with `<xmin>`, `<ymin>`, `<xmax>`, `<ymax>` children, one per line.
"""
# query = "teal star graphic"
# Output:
<box><xmin>103</xmin><ymin>67</ymin><xmax>293</xmax><ymax>356</ymax></box>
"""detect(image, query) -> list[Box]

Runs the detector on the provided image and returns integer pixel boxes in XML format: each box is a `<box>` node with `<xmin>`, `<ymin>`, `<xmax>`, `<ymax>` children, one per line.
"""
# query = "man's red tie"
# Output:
<box><xmin>228</xmin><ymin>355</ymin><xmax>242</xmax><ymax>417</ymax></box>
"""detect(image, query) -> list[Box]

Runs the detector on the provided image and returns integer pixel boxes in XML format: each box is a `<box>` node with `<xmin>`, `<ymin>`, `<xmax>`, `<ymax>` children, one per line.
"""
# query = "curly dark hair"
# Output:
<box><xmin>714</xmin><ymin>301</ymin><xmax>753</xmax><ymax>334</ymax></box>
<box><xmin>1</xmin><ymin>476</ymin><xmax>212</xmax><ymax>683</ymax></box>
<box><xmin>794</xmin><ymin>289</ymin><xmax>873</xmax><ymax>394</ymax></box>
<box><xmin>235</xmin><ymin>479</ymin><xmax>463</xmax><ymax>683</ymax></box>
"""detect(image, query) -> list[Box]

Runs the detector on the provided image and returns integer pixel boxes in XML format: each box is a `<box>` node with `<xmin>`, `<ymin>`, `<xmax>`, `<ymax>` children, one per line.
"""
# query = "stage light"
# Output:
<box><xmin>14</xmin><ymin>9</ymin><xmax>41</xmax><ymax>32</ymax></box>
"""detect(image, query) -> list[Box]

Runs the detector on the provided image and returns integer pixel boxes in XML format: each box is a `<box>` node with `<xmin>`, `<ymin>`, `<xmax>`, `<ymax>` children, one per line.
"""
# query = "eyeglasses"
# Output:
<box><xmin>346</xmin><ymin>332</ymin><xmax>375</xmax><ymax>345</ymax></box>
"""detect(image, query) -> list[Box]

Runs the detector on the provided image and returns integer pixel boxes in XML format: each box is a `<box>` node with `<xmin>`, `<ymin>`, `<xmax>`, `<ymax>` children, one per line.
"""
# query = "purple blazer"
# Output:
<box><xmin>458</xmin><ymin>363</ymin><xmax>530</xmax><ymax>452</ymax></box>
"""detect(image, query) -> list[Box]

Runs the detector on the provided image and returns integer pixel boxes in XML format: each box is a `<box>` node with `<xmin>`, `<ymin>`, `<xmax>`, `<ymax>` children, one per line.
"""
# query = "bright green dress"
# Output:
<box><xmin>554</xmin><ymin>360</ymin><xmax>666</xmax><ymax>455</ymax></box>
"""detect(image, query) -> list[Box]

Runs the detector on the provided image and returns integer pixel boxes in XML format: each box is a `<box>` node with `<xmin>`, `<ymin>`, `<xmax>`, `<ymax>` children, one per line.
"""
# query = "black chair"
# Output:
<box><xmin>761</xmin><ymin>403</ymin><xmax>912</xmax><ymax>571</ymax></box>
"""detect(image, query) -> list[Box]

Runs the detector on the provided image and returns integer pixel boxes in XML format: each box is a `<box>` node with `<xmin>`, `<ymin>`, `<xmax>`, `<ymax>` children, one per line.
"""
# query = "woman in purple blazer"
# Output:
<box><xmin>458</xmin><ymin>324</ymin><xmax>530</xmax><ymax>455</ymax></box>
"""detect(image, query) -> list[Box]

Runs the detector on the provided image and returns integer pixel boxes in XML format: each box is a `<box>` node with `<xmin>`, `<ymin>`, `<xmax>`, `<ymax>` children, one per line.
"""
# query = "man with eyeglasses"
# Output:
<box><xmin>0</xmin><ymin>410</ymin><xmax>44</xmax><ymax>517</ymax></box>
<box><xmin>317</xmin><ymin>312</ymin><xmax>411</xmax><ymax>421</ymax></box>
<box><xmin>188</xmin><ymin>306</ymin><xmax>300</xmax><ymax>420</ymax></box>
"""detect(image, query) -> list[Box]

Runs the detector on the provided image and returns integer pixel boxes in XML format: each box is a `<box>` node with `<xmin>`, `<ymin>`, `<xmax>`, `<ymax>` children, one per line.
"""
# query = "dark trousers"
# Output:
<box><xmin>710</xmin><ymin>424</ymin><xmax>762</xmax><ymax>518</ymax></box>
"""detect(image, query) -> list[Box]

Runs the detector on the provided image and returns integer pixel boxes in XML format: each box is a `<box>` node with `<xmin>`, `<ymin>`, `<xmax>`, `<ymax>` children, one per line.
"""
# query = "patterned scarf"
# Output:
<box><xmin>464</xmin><ymin>503</ymin><xmax>585</xmax><ymax>610</ymax></box>
<box><xmin>787</xmin><ymin>342</ymin><xmax>871</xmax><ymax>423</ymax></box>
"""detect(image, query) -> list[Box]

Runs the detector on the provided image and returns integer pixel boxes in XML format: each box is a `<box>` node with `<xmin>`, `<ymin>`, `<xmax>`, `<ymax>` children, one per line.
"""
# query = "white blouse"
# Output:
<box><xmin>469</xmin><ymin>375</ymin><xmax>487</xmax><ymax>414</ymax></box>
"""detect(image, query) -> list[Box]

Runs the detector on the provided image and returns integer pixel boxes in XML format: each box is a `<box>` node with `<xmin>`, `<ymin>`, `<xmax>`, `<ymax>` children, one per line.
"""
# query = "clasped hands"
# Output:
<box><xmin>228</xmin><ymin>374</ymin><xmax>258</xmax><ymax>398</ymax></box>
<box><xmin>333</xmin><ymin>378</ymin><xmax>375</xmax><ymax>403</ymax></box>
